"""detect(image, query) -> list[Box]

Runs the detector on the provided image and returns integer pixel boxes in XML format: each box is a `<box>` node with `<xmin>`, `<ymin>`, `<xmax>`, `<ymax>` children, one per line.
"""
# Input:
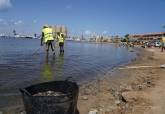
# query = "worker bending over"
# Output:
<box><xmin>41</xmin><ymin>25</ymin><xmax>55</xmax><ymax>54</ymax></box>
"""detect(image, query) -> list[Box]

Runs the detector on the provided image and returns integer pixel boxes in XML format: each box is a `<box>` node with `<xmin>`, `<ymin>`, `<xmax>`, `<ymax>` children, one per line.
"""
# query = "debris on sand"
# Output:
<box><xmin>33</xmin><ymin>91</ymin><xmax>66</xmax><ymax>96</ymax></box>
<box><xmin>88</xmin><ymin>109</ymin><xmax>98</xmax><ymax>114</ymax></box>
<box><xmin>160</xmin><ymin>64</ymin><xmax>165</xmax><ymax>68</ymax></box>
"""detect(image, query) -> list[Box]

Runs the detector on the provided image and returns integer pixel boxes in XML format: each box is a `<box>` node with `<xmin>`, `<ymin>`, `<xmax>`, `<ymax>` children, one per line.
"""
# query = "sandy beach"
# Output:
<box><xmin>78</xmin><ymin>47</ymin><xmax>165</xmax><ymax>114</ymax></box>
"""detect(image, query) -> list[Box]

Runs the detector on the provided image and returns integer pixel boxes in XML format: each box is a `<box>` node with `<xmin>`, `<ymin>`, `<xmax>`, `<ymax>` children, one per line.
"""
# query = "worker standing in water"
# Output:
<box><xmin>57</xmin><ymin>32</ymin><xmax>65</xmax><ymax>54</ymax></box>
<box><xmin>41</xmin><ymin>25</ymin><xmax>55</xmax><ymax>54</ymax></box>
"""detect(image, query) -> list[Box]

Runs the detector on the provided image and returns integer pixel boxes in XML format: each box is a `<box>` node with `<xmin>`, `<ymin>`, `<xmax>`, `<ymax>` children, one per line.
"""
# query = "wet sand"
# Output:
<box><xmin>78</xmin><ymin>47</ymin><xmax>165</xmax><ymax>114</ymax></box>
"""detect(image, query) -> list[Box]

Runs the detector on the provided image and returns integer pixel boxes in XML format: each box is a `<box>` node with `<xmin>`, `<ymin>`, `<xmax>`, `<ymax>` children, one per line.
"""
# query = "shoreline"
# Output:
<box><xmin>78</xmin><ymin>47</ymin><xmax>165</xmax><ymax>114</ymax></box>
<box><xmin>78</xmin><ymin>46</ymin><xmax>139</xmax><ymax>86</ymax></box>
<box><xmin>1</xmin><ymin>47</ymin><xmax>164</xmax><ymax>114</ymax></box>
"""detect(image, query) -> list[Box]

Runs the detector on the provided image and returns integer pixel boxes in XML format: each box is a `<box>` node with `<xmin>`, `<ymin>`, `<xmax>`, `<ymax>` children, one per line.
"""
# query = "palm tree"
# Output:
<box><xmin>162</xmin><ymin>25</ymin><xmax>165</xmax><ymax>29</ymax></box>
<box><xmin>162</xmin><ymin>25</ymin><xmax>165</xmax><ymax>36</ymax></box>
<box><xmin>124</xmin><ymin>34</ymin><xmax>129</xmax><ymax>38</ymax></box>
<box><xmin>124</xmin><ymin>34</ymin><xmax>130</xmax><ymax>43</ymax></box>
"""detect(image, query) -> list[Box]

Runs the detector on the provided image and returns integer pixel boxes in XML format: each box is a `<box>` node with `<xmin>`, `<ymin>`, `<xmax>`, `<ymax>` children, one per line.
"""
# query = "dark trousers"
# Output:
<box><xmin>46</xmin><ymin>40</ymin><xmax>54</xmax><ymax>52</ymax></box>
<box><xmin>59</xmin><ymin>42</ymin><xmax>64</xmax><ymax>53</ymax></box>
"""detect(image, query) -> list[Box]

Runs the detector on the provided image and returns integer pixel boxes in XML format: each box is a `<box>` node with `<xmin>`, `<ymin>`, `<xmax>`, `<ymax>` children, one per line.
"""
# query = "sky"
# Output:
<box><xmin>0</xmin><ymin>0</ymin><xmax>165</xmax><ymax>36</ymax></box>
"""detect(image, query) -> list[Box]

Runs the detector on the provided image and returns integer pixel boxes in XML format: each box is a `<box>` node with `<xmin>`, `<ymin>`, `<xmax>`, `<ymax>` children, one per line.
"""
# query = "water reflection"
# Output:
<box><xmin>55</xmin><ymin>53</ymin><xmax>65</xmax><ymax>79</ymax></box>
<box><xmin>41</xmin><ymin>53</ymin><xmax>65</xmax><ymax>82</ymax></box>
<box><xmin>0</xmin><ymin>39</ymin><xmax>137</xmax><ymax>113</ymax></box>
<box><xmin>41</xmin><ymin>53</ymin><xmax>55</xmax><ymax>81</ymax></box>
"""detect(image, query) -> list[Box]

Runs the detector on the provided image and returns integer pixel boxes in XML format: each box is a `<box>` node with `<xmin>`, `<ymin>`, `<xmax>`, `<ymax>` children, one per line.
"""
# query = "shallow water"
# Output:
<box><xmin>0</xmin><ymin>37</ymin><xmax>136</xmax><ymax>113</ymax></box>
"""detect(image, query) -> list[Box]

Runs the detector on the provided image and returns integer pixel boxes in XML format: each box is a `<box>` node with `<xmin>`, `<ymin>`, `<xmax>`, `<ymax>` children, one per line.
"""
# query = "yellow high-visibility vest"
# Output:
<box><xmin>42</xmin><ymin>27</ymin><xmax>54</xmax><ymax>43</ymax></box>
<box><xmin>58</xmin><ymin>34</ymin><xmax>64</xmax><ymax>43</ymax></box>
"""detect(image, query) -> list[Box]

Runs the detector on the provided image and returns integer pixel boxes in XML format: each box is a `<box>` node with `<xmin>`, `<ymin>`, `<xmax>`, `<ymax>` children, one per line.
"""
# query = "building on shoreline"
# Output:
<box><xmin>129</xmin><ymin>32</ymin><xmax>165</xmax><ymax>41</ymax></box>
<box><xmin>89</xmin><ymin>35</ymin><xmax>121</xmax><ymax>43</ymax></box>
<box><xmin>52</xmin><ymin>25</ymin><xmax>68</xmax><ymax>38</ymax></box>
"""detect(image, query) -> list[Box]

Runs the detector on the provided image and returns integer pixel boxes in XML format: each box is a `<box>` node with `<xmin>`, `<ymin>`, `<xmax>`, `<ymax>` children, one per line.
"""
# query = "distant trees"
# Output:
<box><xmin>121</xmin><ymin>34</ymin><xmax>130</xmax><ymax>42</ymax></box>
<box><xmin>121</xmin><ymin>38</ymin><xmax>127</xmax><ymax>42</ymax></box>
<box><xmin>125</xmin><ymin>34</ymin><xmax>130</xmax><ymax>42</ymax></box>
<box><xmin>124</xmin><ymin>34</ymin><xmax>129</xmax><ymax>38</ymax></box>
<box><xmin>162</xmin><ymin>25</ymin><xmax>165</xmax><ymax>36</ymax></box>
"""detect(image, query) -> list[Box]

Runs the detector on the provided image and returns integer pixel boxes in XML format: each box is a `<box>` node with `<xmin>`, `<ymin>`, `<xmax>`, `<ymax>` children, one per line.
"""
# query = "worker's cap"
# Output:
<box><xmin>43</xmin><ymin>24</ymin><xmax>49</xmax><ymax>28</ymax></box>
<box><xmin>60</xmin><ymin>33</ymin><xmax>64</xmax><ymax>37</ymax></box>
<box><xmin>60</xmin><ymin>33</ymin><xmax>64</xmax><ymax>35</ymax></box>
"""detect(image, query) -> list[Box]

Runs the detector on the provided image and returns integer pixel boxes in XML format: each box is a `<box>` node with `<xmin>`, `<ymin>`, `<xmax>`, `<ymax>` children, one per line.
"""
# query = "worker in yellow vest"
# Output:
<box><xmin>161</xmin><ymin>35</ymin><xmax>165</xmax><ymax>52</ymax></box>
<box><xmin>57</xmin><ymin>32</ymin><xmax>65</xmax><ymax>54</ymax></box>
<box><xmin>41</xmin><ymin>25</ymin><xmax>55</xmax><ymax>54</ymax></box>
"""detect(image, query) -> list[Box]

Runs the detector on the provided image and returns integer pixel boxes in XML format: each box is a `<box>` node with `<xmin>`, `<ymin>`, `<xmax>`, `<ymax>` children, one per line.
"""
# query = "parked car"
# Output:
<box><xmin>147</xmin><ymin>41</ymin><xmax>155</xmax><ymax>47</ymax></box>
<box><xmin>155</xmin><ymin>41</ymin><xmax>161</xmax><ymax>47</ymax></box>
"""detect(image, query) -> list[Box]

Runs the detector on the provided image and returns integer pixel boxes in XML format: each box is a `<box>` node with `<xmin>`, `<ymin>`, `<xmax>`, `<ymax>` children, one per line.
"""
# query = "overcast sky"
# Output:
<box><xmin>0</xmin><ymin>0</ymin><xmax>165</xmax><ymax>36</ymax></box>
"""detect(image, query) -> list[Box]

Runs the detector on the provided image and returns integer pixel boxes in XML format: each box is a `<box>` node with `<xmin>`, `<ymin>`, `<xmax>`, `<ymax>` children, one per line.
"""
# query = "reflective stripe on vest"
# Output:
<box><xmin>42</xmin><ymin>28</ymin><xmax>54</xmax><ymax>43</ymax></box>
<box><xmin>58</xmin><ymin>35</ymin><xmax>64</xmax><ymax>43</ymax></box>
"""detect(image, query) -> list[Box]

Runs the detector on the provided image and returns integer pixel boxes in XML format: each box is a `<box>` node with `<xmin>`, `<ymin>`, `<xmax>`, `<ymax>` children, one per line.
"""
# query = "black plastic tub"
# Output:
<box><xmin>20</xmin><ymin>81</ymin><xmax>79</xmax><ymax>114</ymax></box>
